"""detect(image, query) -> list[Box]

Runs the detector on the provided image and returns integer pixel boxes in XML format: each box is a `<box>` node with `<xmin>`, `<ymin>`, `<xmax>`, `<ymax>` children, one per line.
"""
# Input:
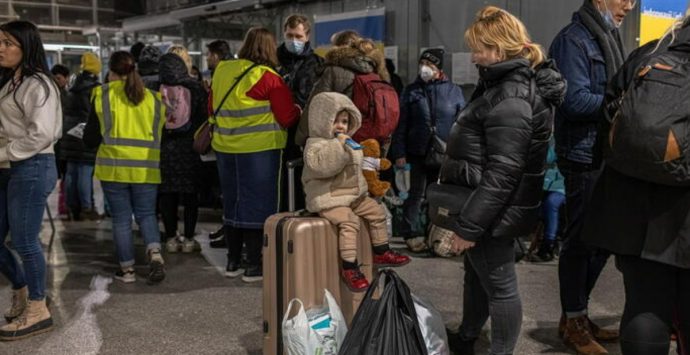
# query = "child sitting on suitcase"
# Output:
<box><xmin>302</xmin><ymin>92</ymin><xmax>410</xmax><ymax>292</ymax></box>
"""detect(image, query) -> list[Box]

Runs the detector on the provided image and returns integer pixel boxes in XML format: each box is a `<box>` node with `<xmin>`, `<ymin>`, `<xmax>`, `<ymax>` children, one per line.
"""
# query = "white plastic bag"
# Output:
<box><xmin>412</xmin><ymin>293</ymin><xmax>450</xmax><ymax>355</ymax></box>
<box><xmin>282</xmin><ymin>289</ymin><xmax>348</xmax><ymax>355</ymax></box>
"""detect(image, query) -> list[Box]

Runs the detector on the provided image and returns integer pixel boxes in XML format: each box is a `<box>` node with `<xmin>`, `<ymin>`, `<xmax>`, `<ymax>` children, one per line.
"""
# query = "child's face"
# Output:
<box><xmin>332</xmin><ymin>111</ymin><xmax>350</xmax><ymax>136</ymax></box>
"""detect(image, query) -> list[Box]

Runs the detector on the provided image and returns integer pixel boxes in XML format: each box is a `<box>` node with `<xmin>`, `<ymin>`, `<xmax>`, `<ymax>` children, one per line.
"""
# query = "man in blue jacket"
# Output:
<box><xmin>389</xmin><ymin>48</ymin><xmax>465</xmax><ymax>252</ymax></box>
<box><xmin>549</xmin><ymin>0</ymin><xmax>634</xmax><ymax>353</ymax></box>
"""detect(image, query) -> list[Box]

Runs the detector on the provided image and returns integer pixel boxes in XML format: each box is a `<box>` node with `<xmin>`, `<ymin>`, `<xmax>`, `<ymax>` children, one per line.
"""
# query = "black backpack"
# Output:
<box><xmin>604</xmin><ymin>51</ymin><xmax>690</xmax><ymax>186</ymax></box>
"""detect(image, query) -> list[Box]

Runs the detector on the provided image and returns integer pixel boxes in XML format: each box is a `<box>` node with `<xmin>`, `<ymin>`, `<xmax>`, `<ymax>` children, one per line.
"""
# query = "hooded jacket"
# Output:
<box><xmin>440</xmin><ymin>58</ymin><xmax>566</xmax><ymax>242</ymax></box>
<box><xmin>302</xmin><ymin>92</ymin><xmax>368</xmax><ymax>213</ymax></box>
<box><xmin>296</xmin><ymin>44</ymin><xmax>389</xmax><ymax>146</ymax></box>
<box><xmin>60</xmin><ymin>72</ymin><xmax>100</xmax><ymax>162</ymax></box>
<box><xmin>158</xmin><ymin>53</ymin><xmax>208</xmax><ymax>137</ymax></box>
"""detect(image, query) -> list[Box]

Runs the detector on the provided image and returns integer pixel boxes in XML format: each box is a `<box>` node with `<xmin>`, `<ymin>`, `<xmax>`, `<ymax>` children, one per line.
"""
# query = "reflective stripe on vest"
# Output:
<box><xmin>94</xmin><ymin>81</ymin><xmax>164</xmax><ymax>184</ymax></box>
<box><xmin>210</xmin><ymin>59</ymin><xmax>287</xmax><ymax>153</ymax></box>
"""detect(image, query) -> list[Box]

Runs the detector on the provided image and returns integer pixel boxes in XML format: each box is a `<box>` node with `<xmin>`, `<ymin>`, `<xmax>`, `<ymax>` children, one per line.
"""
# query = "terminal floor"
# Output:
<box><xmin>0</xmin><ymin>209</ymin><xmax>677</xmax><ymax>354</ymax></box>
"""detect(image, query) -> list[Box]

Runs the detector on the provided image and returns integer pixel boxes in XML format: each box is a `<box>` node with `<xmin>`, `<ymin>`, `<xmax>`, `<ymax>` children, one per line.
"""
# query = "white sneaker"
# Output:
<box><xmin>115</xmin><ymin>268</ymin><xmax>136</xmax><ymax>283</ymax></box>
<box><xmin>166</xmin><ymin>237</ymin><xmax>182</xmax><ymax>253</ymax></box>
<box><xmin>181</xmin><ymin>238</ymin><xmax>198</xmax><ymax>253</ymax></box>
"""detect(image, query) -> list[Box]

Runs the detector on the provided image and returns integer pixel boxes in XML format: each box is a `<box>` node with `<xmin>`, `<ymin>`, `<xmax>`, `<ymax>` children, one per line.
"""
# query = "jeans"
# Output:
<box><xmin>459</xmin><ymin>238</ymin><xmax>522</xmax><ymax>355</ymax></box>
<box><xmin>617</xmin><ymin>255</ymin><xmax>689</xmax><ymax>355</ymax></box>
<box><xmin>65</xmin><ymin>161</ymin><xmax>94</xmax><ymax>211</ymax></box>
<box><xmin>6</xmin><ymin>154</ymin><xmax>57</xmax><ymax>300</ymax></box>
<box><xmin>102</xmin><ymin>182</ymin><xmax>161</xmax><ymax>268</ymax></box>
<box><xmin>0</xmin><ymin>169</ymin><xmax>26</xmax><ymax>290</ymax></box>
<box><xmin>542</xmin><ymin>191</ymin><xmax>565</xmax><ymax>241</ymax></box>
<box><xmin>399</xmin><ymin>155</ymin><xmax>439</xmax><ymax>239</ymax></box>
<box><xmin>558</xmin><ymin>160</ymin><xmax>609</xmax><ymax>316</ymax></box>
<box><xmin>159</xmin><ymin>192</ymin><xmax>199</xmax><ymax>240</ymax></box>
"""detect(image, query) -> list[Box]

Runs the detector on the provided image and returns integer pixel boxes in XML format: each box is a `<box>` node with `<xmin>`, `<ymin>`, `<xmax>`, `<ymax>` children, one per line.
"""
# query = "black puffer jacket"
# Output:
<box><xmin>277</xmin><ymin>42</ymin><xmax>324</xmax><ymax>108</ymax></box>
<box><xmin>60</xmin><ymin>72</ymin><xmax>100</xmax><ymax>162</ymax></box>
<box><xmin>440</xmin><ymin>58</ymin><xmax>566</xmax><ymax>242</ymax></box>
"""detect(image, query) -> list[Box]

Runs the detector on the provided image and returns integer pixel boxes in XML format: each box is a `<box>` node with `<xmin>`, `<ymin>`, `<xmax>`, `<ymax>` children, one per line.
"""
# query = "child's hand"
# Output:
<box><xmin>336</xmin><ymin>133</ymin><xmax>351</xmax><ymax>145</ymax></box>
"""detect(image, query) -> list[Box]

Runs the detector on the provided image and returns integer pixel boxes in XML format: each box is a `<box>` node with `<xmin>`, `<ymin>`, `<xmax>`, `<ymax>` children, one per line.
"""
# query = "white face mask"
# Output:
<box><xmin>599</xmin><ymin>0</ymin><xmax>621</xmax><ymax>29</ymax></box>
<box><xmin>419</xmin><ymin>65</ymin><xmax>435</xmax><ymax>82</ymax></box>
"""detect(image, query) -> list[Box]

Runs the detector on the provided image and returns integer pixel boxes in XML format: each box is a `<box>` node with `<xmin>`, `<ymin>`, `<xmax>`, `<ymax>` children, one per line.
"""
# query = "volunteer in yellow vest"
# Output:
<box><xmin>212</xmin><ymin>27</ymin><xmax>299</xmax><ymax>282</ymax></box>
<box><xmin>84</xmin><ymin>51</ymin><xmax>166</xmax><ymax>285</ymax></box>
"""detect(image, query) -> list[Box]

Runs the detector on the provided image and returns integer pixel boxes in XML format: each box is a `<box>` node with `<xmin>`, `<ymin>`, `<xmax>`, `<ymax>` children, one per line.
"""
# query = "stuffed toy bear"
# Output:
<box><xmin>360</xmin><ymin>139</ymin><xmax>392</xmax><ymax>197</ymax></box>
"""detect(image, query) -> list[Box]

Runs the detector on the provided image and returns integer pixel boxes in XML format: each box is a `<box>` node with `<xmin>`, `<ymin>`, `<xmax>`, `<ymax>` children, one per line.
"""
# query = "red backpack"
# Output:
<box><xmin>350</xmin><ymin>72</ymin><xmax>400</xmax><ymax>144</ymax></box>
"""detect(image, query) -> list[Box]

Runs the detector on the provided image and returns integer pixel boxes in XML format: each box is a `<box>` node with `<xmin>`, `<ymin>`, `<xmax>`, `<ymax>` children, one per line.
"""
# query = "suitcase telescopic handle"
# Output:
<box><xmin>287</xmin><ymin>158</ymin><xmax>303</xmax><ymax>212</ymax></box>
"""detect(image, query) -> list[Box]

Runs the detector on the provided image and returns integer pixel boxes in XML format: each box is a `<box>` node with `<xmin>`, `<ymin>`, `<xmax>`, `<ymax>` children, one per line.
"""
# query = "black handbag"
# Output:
<box><xmin>426</xmin><ymin>182</ymin><xmax>472</xmax><ymax>232</ymax></box>
<box><xmin>424</xmin><ymin>92</ymin><xmax>446</xmax><ymax>168</ymax></box>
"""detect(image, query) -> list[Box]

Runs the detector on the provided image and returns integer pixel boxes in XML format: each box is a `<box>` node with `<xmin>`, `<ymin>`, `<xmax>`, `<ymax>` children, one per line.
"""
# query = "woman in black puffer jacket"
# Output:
<box><xmin>444</xmin><ymin>7</ymin><xmax>566</xmax><ymax>355</ymax></box>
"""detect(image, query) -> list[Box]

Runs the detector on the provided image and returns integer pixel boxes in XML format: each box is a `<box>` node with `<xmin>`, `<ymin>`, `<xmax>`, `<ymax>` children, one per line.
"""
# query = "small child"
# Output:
<box><xmin>302</xmin><ymin>92</ymin><xmax>410</xmax><ymax>292</ymax></box>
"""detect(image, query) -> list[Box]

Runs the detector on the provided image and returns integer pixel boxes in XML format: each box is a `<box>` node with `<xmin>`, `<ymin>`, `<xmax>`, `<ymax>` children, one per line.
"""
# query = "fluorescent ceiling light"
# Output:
<box><xmin>44</xmin><ymin>44</ymin><xmax>99</xmax><ymax>51</ymax></box>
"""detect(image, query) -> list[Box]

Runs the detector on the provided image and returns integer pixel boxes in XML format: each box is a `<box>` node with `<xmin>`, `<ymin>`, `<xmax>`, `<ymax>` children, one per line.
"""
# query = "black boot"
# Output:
<box><xmin>447</xmin><ymin>334</ymin><xmax>476</xmax><ymax>355</ymax></box>
<box><xmin>535</xmin><ymin>240</ymin><xmax>556</xmax><ymax>262</ymax></box>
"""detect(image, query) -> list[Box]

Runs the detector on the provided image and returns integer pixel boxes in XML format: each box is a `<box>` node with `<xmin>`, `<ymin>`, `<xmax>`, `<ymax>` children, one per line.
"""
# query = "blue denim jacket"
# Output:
<box><xmin>549</xmin><ymin>13</ymin><xmax>607</xmax><ymax>164</ymax></box>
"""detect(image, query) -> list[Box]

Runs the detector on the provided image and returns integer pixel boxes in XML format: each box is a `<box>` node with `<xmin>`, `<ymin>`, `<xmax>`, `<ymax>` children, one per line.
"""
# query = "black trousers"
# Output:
<box><xmin>158</xmin><ymin>192</ymin><xmax>199</xmax><ymax>240</ymax></box>
<box><xmin>617</xmin><ymin>255</ymin><xmax>689</xmax><ymax>355</ymax></box>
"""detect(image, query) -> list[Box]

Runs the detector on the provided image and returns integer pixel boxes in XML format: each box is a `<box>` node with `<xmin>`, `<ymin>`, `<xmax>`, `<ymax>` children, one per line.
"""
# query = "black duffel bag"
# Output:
<box><xmin>338</xmin><ymin>269</ymin><xmax>428</xmax><ymax>355</ymax></box>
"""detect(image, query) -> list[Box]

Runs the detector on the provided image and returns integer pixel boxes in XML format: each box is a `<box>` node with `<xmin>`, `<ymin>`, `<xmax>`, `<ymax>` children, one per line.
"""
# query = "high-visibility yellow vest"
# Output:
<box><xmin>210</xmin><ymin>59</ymin><xmax>287</xmax><ymax>153</ymax></box>
<box><xmin>93</xmin><ymin>80</ymin><xmax>165</xmax><ymax>184</ymax></box>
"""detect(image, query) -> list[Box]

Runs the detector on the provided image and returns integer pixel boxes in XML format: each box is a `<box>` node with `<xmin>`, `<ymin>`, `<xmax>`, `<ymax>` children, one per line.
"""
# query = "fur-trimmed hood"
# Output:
<box><xmin>308</xmin><ymin>92</ymin><xmax>362</xmax><ymax>139</ymax></box>
<box><xmin>324</xmin><ymin>45</ymin><xmax>390</xmax><ymax>82</ymax></box>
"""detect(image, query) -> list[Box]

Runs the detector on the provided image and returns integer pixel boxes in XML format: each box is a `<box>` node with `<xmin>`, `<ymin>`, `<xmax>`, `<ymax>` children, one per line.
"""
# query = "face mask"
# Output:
<box><xmin>599</xmin><ymin>0</ymin><xmax>621</xmax><ymax>29</ymax></box>
<box><xmin>419</xmin><ymin>65</ymin><xmax>435</xmax><ymax>82</ymax></box>
<box><xmin>285</xmin><ymin>39</ymin><xmax>305</xmax><ymax>55</ymax></box>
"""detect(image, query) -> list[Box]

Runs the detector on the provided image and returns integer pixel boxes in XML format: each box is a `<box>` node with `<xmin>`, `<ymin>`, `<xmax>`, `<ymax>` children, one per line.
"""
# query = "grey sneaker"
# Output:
<box><xmin>181</xmin><ymin>238</ymin><xmax>199</xmax><ymax>253</ymax></box>
<box><xmin>114</xmin><ymin>268</ymin><xmax>136</xmax><ymax>283</ymax></box>
<box><xmin>166</xmin><ymin>236</ymin><xmax>182</xmax><ymax>253</ymax></box>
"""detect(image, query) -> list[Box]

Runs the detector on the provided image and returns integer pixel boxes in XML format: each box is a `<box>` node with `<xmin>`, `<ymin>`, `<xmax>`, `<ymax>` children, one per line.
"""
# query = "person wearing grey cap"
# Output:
<box><xmin>389</xmin><ymin>48</ymin><xmax>465</xmax><ymax>252</ymax></box>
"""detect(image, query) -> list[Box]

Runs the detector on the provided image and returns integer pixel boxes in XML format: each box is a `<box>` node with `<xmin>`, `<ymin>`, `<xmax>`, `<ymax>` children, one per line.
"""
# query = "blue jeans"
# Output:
<box><xmin>0</xmin><ymin>169</ymin><xmax>26</xmax><ymax>290</ymax></box>
<box><xmin>65</xmin><ymin>161</ymin><xmax>94</xmax><ymax>211</ymax></box>
<box><xmin>542</xmin><ymin>191</ymin><xmax>565</xmax><ymax>241</ymax></box>
<box><xmin>459</xmin><ymin>237</ymin><xmax>522</xmax><ymax>355</ymax></box>
<box><xmin>6</xmin><ymin>154</ymin><xmax>57</xmax><ymax>300</ymax></box>
<box><xmin>557</xmin><ymin>161</ymin><xmax>609</xmax><ymax>316</ymax></box>
<box><xmin>102</xmin><ymin>182</ymin><xmax>161</xmax><ymax>268</ymax></box>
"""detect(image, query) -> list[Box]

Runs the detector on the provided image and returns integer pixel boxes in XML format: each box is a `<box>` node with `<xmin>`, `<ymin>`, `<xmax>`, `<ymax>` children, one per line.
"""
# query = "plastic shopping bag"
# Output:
<box><xmin>282</xmin><ymin>289</ymin><xmax>347</xmax><ymax>355</ymax></box>
<box><xmin>412</xmin><ymin>294</ymin><xmax>450</xmax><ymax>355</ymax></box>
<box><xmin>338</xmin><ymin>269</ymin><xmax>428</xmax><ymax>355</ymax></box>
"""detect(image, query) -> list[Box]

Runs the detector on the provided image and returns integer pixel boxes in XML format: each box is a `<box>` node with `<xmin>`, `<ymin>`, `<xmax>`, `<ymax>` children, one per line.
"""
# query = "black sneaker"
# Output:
<box><xmin>225</xmin><ymin>259</ymin><xmax>245</xmax><ymax>278</ymax></box>
<box><xmin>114</xmin><ymin>268</ymin><xmax>136</xmax><ymax>283</ymax></box>
<box><xmin>209</xmin><ymin>227</ymin><xmax>226</xmax><ymax>249</ymax></box>
<box><xmin>147</xmin><ymin>251</ymin><xmax>166</xmax><ymax>285</ymax></box>
<box><xmin>242</xmin><ymin>264</ymin><xmax>262</xmax><ymax>283</ymax></box>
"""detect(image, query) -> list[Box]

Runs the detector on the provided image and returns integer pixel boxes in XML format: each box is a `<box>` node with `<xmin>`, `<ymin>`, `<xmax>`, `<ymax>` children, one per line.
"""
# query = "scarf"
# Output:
<box><xmin>578</xmin><ymin>0</ymin><xmax>626</xmax><ymax>79</ymax></box>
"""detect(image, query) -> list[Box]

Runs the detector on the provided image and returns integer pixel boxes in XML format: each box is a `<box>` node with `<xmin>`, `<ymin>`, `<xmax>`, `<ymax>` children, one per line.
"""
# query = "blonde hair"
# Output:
<box><xmin>655</xmin><ymin>12</ymin><xmax>690</xmax><ymax>52</ymax></box>
<box><xmin>464</xmin><ymin>6</ymin><xmax>545</xmax><ymax>68</ymax></box>
<box><xmin>168</xmin><ymin>45</ymin><xmax>192</xmax><ymax>74</ymax></box>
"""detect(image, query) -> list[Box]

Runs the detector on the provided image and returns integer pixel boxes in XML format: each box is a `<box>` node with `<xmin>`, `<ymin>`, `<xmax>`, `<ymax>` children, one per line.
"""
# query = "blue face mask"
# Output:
<box><xmin>285</xmin><ymin>39</ymin><xmax>306</xmax><ymax>55</ymax></box>
<box><xmin>599</xmin><ymin>1</ymin><xmax>621</xmax><ymax>29</ymax></box>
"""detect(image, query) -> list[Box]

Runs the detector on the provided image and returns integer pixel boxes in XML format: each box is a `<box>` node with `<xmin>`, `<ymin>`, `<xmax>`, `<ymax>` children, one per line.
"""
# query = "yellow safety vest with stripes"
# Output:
<box><xmin>210</xmin><ymin>59</ymin><xmax>287</xmax><ymax>153</ymax></box>
<box><xmin>92</xmin><ymin>80</ymin><xmax>165</xmax><ymax>184</ymax></box>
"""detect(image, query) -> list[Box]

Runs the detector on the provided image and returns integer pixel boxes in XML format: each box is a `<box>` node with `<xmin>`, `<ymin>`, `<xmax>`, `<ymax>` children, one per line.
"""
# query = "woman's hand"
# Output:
<box><xmin>451</xmin><ymin>233</ymin><xmax>475</xmax><ymax>254</ymax></box>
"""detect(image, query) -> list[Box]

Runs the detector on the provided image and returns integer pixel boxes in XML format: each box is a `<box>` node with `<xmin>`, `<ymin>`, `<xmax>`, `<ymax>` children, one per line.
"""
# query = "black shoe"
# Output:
<box><xmin>225</xmin><ymin>259</ymin><xmax>245</xmax><ymax>278</ymax></box>
<box><xmin>242</xmin><ymin>264</ymin><xmax>262</xmax><ymax>283</ymax></box>
<box><xmin>535</xmin><ymin>240</ymin><xmax>556</xmax><ymax>262</ymax></box>
<box><xmin>447</xmin><ymin>330</ymin><xmax>476</xmax><ymax>355</ymax></box>
<box><xmin>147</xmin><ymin>252</ymin><xmax>166</xmax><ymax>285</ymax></box>
<box><xmin>210</xmin><ymin>227</ymin><xmax>226</xmax><ymax>249</ymax></box>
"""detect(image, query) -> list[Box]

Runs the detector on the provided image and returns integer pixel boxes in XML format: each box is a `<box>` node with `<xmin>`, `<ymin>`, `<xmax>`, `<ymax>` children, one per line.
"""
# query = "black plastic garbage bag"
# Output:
<box><xmin>338</xmin><ymin>269</ymin><xmax>428</xmax><ymax>355</ymax></box>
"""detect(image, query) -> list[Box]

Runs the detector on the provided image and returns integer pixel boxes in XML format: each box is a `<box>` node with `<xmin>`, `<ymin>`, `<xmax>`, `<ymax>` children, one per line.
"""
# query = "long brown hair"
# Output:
<box><xmin>109</xmin><ymin>51</ymin><xmax>145</xmax><ymax>105</ymax></box>
<box><xmin>238</xmin><ymin>27</ymin><xmax>279</xmax><ymax>68</ymax></box>
<box><xmin>464</xmin><ymin>6</ymin><xmax>545</xmax><ymax>69</ymax></box>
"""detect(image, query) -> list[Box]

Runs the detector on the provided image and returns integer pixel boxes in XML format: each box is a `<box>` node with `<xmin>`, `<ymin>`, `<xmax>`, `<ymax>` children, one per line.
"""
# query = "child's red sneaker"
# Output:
<box><xmin>373</xmin><ymin>250</ymin><xmax>411</xmax><ymax>267</ymax></box>
<box><xmin>341</xmin><ymin>268</ymin><xmax>369</xmax><ymax>292</ymax></box>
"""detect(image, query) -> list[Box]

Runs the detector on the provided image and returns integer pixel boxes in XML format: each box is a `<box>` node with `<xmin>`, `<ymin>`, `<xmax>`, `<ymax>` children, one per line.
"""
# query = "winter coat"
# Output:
<box><xmin>389</xmin><ymin>74</ymin><xmax>465</xmax><ymax>160</ymax></box>
<box><xmin>295</xmin><ymin>44</ymin><xmax>389</xmax><ymax>146</ymax></box>
<box><xmin>549</xmin><ymin>12</ymin><xmax>609</xmax><ymax>164</ymax></box>
<box><xmin>60</xmin><ymin>72</ymin><xmax>100</xmax><ymax>163</ymax></box>
<box><xmin>439</xmin><ymin>58</ymin><xmax>566</xmax><ymax>242</ymax></box>
<box><xmin>583</xmin><ymin>28</ymin><xmax>690</xmax><ymax>269</ymax></box>
<box><xmin>158</xmin><ymin>53</ymin><xmax>208</xmax><ymax>193</ymax></box>
<box><xmin>277</xmin><ymin>42</ymin><xmax>324</xmax><ymax>108</ymax></box>
<box><xmin>302</xmin><ymin>92</ymin><xmax>368</xmax><ymax>213</ymax></box>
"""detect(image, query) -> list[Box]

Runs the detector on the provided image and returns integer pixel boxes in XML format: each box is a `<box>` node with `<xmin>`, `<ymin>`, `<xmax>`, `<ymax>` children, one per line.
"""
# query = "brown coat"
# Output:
<box><xmin>295</xmin><ymin>44</ymin><xmax>389</xmax><ymax>146</ymax></box>
<box><xmin>302</xmin><ymin>92</ymin><xmax>368</xmax><ymax>213</ymax></box>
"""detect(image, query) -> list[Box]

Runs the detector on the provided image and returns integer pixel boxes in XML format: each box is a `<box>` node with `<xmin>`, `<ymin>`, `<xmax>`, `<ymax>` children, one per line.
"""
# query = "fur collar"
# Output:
<box><xmin>325</xmin><ymin>45</ymin><xmax>390</xmax><ymax>82</ymax></box>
